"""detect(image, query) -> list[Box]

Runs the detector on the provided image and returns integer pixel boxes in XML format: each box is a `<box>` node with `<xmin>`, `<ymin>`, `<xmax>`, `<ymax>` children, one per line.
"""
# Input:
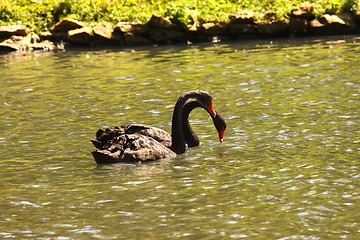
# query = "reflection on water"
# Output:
<box><xmin>0</xmin><ymin>36</ymin><xmax>359</xmax><ymax>239</ymax></box>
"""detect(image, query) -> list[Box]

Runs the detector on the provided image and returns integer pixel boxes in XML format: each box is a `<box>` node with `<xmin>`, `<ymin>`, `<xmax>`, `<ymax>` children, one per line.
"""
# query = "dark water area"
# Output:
<box><xmin>0</xmin><ymin>36</ymin><xmax>359</xmax><ymax>239</ymax></box>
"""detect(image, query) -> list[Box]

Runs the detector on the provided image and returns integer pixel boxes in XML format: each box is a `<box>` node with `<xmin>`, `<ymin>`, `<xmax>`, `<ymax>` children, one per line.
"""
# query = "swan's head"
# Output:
<box><xmin>194</xmin><ymin>91</ymin><xmax>216</xmax><ymax>116</ymax></box>
<box><xmin>212</xmin><ymin>111</ymin><xmax>226</xmax><ymax>142</ymax></box>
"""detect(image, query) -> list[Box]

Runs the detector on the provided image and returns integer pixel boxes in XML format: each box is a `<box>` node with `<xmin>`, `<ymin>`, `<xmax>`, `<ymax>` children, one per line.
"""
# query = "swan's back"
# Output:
<box><xmin>90</xmin><ymin>124</ymin><xmax>174</xmax><ymax>163</ymax></box>
<box><xmin>91</xmin><ymin>133</ymin><xmax>176</xmax><ymax>164</ymax></box>
<box><xmin>90</xmin><ymin>124</ymin><xmax>171</xmax><ymax>149</ymax></box>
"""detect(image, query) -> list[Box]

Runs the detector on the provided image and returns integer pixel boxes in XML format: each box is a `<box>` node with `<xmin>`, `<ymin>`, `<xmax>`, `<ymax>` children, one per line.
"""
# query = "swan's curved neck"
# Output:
<box><xmin>171</xmin><ymin>91</ymin><xmax>215</xmax><ymax>154</ymax></box>
<box><xmin>171</xmin><ymin>93</ymin><xmax>189</xmax><ymax>154</ymax></box>
<box><xmin>182</xmin><ymin>101</ymin><xmax>201</xmax><ymax>148</ymax></box>
<box><xmin>171</xmin><ymin>92</ymin><xmax>202</xmax><ymax>154</ymax></box>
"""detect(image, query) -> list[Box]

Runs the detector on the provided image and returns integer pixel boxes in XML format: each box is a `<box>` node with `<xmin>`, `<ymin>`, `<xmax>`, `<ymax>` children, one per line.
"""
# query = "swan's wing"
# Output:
<box><xmin>125</xmin><ymin>124</ymin><xmax>172</xmax><ymax>148</ymax></box>
<box><xmin>91</xmin><ymin>149</ymin><xmax>122</xmax><ymax>164</ymax></box>
<box><xmin>93</xmin><ymin>126</ymin><xmax>125</xmax><ymax>143</ymax></box>
<box><xmin>90</xmin><ymin>139</ymin><xmax>104</xmax><ymax>149</ymax></box>
<box><xmin>92</xmin><ymin>124</ymin><xmax>171</xmax><ymax>147</ymax></box>
<box><xmin>91</xmin><ymin>134</ymin><xmax>176</xmax><ymax>164</ymax></box>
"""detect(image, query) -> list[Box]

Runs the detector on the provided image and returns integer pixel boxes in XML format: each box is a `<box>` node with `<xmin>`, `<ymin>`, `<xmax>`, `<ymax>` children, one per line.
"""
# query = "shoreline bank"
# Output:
<box><xmin>1</xmin><ymin>9</ymin><xmax>360</xmax><ymax>53</ymax></box>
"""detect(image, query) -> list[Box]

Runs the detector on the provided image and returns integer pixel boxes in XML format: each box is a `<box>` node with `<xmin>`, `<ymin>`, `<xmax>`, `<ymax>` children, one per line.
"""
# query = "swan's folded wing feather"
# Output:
<box><xmin>91</xmin><ymin>134</ymin><xmax>176</xmax><ymax>163</ymax></box>
<box><xmin>125</xmin><ymin>124</ymin><xmax>172</xmax><ymax>147</ymax></box>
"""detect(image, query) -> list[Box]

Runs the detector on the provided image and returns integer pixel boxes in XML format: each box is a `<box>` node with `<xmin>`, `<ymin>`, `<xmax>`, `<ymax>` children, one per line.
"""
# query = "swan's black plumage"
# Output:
<box><xmin>90</xmin><ymin>91</ymin><xmax>226</xmax><ymax>163</ymax></box>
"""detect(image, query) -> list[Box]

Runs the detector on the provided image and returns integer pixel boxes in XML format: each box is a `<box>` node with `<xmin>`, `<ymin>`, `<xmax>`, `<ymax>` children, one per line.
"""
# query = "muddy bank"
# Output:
<box><xmin>1</xmin><ymin>9</ymin><xmax>360</xmax><ymax>52</ymax></box>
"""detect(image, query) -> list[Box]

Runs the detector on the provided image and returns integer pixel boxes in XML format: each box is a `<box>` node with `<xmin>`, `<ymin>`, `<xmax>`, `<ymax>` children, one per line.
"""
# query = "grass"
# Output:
<box><xmin>0</xmin><ymin>0</ymin><xmax>359</xmax><ymax>33</ymax></box>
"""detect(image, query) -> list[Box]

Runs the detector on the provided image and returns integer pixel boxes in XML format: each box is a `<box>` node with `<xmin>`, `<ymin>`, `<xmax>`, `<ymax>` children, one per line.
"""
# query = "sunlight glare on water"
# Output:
<box><xmin>0</xmin><ymin>36</ymin><xmax>359</xmax><ymax>239</ymax></box>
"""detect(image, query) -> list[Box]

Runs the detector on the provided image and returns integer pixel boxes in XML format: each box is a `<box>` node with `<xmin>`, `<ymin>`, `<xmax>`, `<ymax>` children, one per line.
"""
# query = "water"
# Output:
<box><xmin>0</xmin><ymin>36</ymin><xmax>359</xmax><ymax>239</ymax></box>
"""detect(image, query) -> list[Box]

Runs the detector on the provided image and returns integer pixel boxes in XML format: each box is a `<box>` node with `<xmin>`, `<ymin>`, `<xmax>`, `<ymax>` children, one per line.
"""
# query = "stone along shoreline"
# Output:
<box><xmin>1</xmin><ymin>8</ymin><xmax>360</xmax><ymax>52</ymax></box>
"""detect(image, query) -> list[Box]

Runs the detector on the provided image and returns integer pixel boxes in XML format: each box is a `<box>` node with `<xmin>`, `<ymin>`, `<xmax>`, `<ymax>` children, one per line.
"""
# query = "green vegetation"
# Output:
<box><xmin>0</xmin><ymin>0</ymin><xmax>359</xmax><ymax>33</ymax></box>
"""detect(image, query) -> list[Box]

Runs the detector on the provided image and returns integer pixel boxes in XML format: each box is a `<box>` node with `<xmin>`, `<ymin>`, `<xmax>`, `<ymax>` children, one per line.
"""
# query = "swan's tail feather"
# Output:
<box><xmin>91</xmin><ymin>150</ymin><xmax>121</xmax><ymax>164</ymax></box>
<box><xmin>90</xmin><ymin>139</ymin><xmax>104</xmax><ymax>149</ymax></box>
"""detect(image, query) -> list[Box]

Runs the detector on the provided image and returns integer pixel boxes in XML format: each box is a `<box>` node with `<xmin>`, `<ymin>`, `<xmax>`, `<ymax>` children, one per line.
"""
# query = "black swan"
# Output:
<box><xmin>90</xmin><ymin>91</ymin><xmax>226</xmax><ymax>163</ymax></box>
<box><xmin>91</xmin><ymin>100</ymin><xmax>225</xmax><ymax>150</ymax></box>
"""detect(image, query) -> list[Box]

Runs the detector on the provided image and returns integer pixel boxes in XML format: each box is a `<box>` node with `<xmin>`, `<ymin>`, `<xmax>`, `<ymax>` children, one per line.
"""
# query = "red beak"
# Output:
<box><xmin>218</xmin><ymin>128</ymin><xmax>225</xmax><ymax>142</ymax></box>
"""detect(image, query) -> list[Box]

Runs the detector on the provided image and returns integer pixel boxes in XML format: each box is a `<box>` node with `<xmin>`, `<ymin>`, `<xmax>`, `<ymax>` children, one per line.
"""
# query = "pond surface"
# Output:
<box><xmin>0</xmin><ymin>36</ymin><xmax>359</xmax><ymax>239</ymax></box>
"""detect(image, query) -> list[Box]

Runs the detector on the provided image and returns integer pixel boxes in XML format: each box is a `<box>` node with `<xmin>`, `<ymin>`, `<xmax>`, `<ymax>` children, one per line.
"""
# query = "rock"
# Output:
<box><xmin>290</xmin><ymin>5</ymin><xmax>317</xmax><ymax>19</ymax></box>
<box><xmin>40</xmin><ymin>31</ymin><xmax>68</xmax><ymax>42</ymax></box>
<box><xmin>320</xmin><ymin>14</ymin><xmax>345</xmax><ymax>25</ymax></box>
<box><xmin>131</xmin><ymin>23</ymin><xmax>149</xmax><ymax>36</ymax></box>
<box><xmin>188</xmin><ymin>23</ymin><xmax>197</xmax><ymax>32</ymax></box>
<box><xmin>0</xmin><ymin>35</ymin><xmax>55</xmax><ymax>52</ymax></box>
<box><xmin>309</xmin><ymin>18</ymin><xmax>324</xmax><ymax>30</ymax></box>
<box><xmin>0</xmin><ymin>35</ymin><xmax>33</xmax><ymax>51</ymax></box>
<box><xmin>126</xmin><ymin>16</ymin><xmax>192</xmax><ymax>43</ymax></box>
<box><xmin>197</xmin><ymin>23</ymin><xmax>228</xmax><ymax>42</ymax></box>
<box><xmin>114</xmin><ymin>22</ymin><xmax>148</xmax><ymax>36</ymax></box>
<box><xmin>148</xmin><ymin>28</ymin><xmax>185</xmax><ymax>42</ymax></box>
<box><xmin>335</xmin><ymin>13</ymin><xmax>357</xmax><ymax>29</ymax></box>
<box><xmin>0</xmin><ymin>25</ymin><xmax>29</xmax><ymax>39</ymax></box>
<box><xmin>93</xmin><ymin>22</ymin><xmax>113</xmax><ymax>40</ymax></box>
<box><xmin>116</xmin><ymin>22</ymin><xmax>132</xmax><ymax>33</ymax></box>
<box><xmin>229</xmin><ymin>11</ymin><xmax>256</xmax><ymax>24</ymax></box>
<box><xmin>199</xmin><ymin>23</ymin><xmax>227</xmax><ymax>35</ymax></box>
<box><xmin>68</xmin><ymin>27</ymin><xmax>94</xmax><ymax>45</ymax></box>
<box><xmin>0</xmin><ymin>44</ymin><xmax>19</xmax><ymax>51</ymax></box>
<box><xmin>29</xmin><ymin>40</ymin><xmax>56</xmax><ymax>50</ymax></box>
<box><xmin>309</xmin><ymin>13</ymin><xmax>357</xmax><ymax>35</ymax></box>
<box><xmin>52</xmin><ymin>18</ymin><xmax>84</xmax><ymax>33</ymax></box>
<box><xmin>289</xmin><ymin>18</ymin><xmax>308</xmax><ymax>35</ymax></box>
<box><xmin>289</xmin><ymin>5</ymin><xmax>318</xmax><ymax>35</ymax></box>
<box><xmin>112</xmin><ymin>22</ymin><xmax>150</xmax><ymax>45</ymax></box>
<box><xmin>188</xmin><ymin>11</ymin><xmax>198</xmax><ymax>31</ymax></box>
<box><xmin>115</xmin><ymin>22</ymin><xmax>132</xmax><ymax>33</ymax></box>
<box><xmin>258</xmin><ymin>21</ymin><xmax>289</xmax><ymax>35</ymax></box>
<box><xmin>124</xmin><ymin>34</ymin><xmax>153</xmax><ymax>46</ymax></box>
<box><xmin>148</xmin><ymin>14</ymin><xmax>174</xmax><ymax>29</ymax></box>
<box><xmin>228</xmin><ymin>23</ymin><xmax>257</xmax><ymax>36</ymax></box>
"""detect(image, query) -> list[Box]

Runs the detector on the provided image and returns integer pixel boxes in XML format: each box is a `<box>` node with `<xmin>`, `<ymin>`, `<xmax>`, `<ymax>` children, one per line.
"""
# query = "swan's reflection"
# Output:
<box><xmin>95</xmin><ymin>158</ymin><xmax>172</xmax><ymax>177</ymax></box>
